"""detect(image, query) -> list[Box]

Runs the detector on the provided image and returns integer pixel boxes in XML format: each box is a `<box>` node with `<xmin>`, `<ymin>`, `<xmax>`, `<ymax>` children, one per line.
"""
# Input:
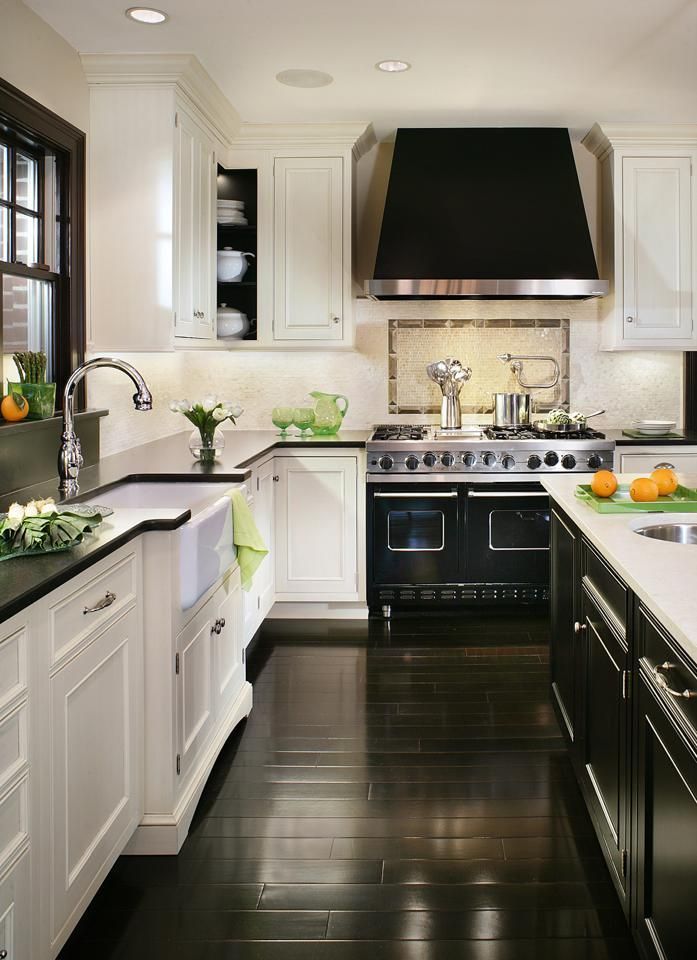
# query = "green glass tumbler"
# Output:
<box><xmin>292</xmin><ymin>407</ymin><xmax>315</xmax><ymax>435</ymax></box>
<box><xmin>271</xmin><ymin>406</ymin><xmax>294</xmax><ymax>436</ymax></box>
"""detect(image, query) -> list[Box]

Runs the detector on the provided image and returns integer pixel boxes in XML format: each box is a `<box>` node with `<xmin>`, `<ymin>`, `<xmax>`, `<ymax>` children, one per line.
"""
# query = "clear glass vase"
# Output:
<box><xmin>188</xmin><ymin>428</ymin><xmax>225</xmax><ymax>464</ymax></box>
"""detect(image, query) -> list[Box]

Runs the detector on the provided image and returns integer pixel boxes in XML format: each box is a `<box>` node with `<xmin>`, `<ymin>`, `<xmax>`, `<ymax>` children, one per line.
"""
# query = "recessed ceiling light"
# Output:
<box><xmin>276</xmin><ymin>69</ymin><xmax>334</xmax><ymax>88</ymax></box>
<box><xmin>125</xmin><ymin>7</ymin><xmax>168</xmax><ymax>24</ymax></box>
<box><xmin>376</xmin><ymin>59</ymin><xmax>411</xmax><ymax>73</ymax></box>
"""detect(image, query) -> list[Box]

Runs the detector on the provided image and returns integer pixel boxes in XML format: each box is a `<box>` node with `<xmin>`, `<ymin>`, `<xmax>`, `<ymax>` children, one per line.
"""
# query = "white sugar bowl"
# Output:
<box><xmin>217</xmin><ymin>248</ymin><xmax>255</xmax><ymax>282</ymax></box>
<box><xmin>217</xmin><ymin>304</ymin><xmax>250</xmax><ymax>339</ymax></box>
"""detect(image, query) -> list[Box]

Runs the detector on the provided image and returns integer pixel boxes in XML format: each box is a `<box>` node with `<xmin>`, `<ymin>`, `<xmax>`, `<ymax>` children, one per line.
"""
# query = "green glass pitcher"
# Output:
<box><xmin>309</xmin><ymin>391</ymin><xmax>349</xmax><ymax>435</ymax></box>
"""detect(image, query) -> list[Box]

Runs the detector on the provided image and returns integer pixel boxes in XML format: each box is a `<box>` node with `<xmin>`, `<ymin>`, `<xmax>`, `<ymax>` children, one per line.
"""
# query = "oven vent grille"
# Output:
<box><xmin>376</xmin><ymin>586</ymin><xmax>549</xmax><ymax>604</ymax></box>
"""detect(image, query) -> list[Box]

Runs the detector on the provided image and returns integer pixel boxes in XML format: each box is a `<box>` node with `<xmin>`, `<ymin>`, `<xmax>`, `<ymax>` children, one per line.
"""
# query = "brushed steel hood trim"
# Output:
<box><xmin>366</xmin><ymin>278</ymin><xmax>609</xmax><ymax>299</ymax></box>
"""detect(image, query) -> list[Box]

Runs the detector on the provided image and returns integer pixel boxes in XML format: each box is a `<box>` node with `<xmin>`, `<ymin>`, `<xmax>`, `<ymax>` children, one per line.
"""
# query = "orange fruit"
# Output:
<box><xmin>0</xmin><ymin>392</ymin><xmax>29</xmax><ymax>422</ymax></box>
<box><xmin>630</xmin><ymin>477</ymin><xmax>659</xmax><ymax>502</ymax></box>
<box><xmin>651</xmin><ymin>468</ymin><xmax>679</xmax><ymax>496</ymax></box>
<box><xmin>591</xmin><ymin>469</ymin><xmax>618</xmax><ymax>498</ymax></box>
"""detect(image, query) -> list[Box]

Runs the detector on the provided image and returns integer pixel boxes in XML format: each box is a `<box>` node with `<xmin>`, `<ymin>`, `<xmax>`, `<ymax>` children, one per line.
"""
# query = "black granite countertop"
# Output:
<box><xmin>0</xmin><ymin>429</ymin><xmax>369</xmax><ymax>625</ymax></box>
<box><xmin>606</xmin><ymin>429</ymin><xmax>697</xmax><ymax>446</ymax></box>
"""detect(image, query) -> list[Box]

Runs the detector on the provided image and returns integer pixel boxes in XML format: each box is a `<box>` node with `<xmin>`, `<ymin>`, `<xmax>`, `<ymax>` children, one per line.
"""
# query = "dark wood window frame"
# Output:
<box><xmin>0</xmin><ymin>76</ymin><xmax>85</xmax><ymax>406</ymax></box>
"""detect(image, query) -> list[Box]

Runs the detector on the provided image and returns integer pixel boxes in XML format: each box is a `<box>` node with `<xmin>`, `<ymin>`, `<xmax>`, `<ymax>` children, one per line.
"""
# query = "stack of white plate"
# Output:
<box><xmin>217</xmin><ymin>199</ymin><xmax>248</xmax><ymax>225</ymax></box>
<box><xmin>632</xmin><ymin>419</ymin><xmax>678</xmax><ymax>436</ymax></box>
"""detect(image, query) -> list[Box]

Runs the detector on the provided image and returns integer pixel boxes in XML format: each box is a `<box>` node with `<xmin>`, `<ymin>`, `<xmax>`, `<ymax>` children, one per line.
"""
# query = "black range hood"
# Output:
<box><xmin>366</xmin><ymin>127</ymin><xmax>607</xmax><ymax>300</ymax></box>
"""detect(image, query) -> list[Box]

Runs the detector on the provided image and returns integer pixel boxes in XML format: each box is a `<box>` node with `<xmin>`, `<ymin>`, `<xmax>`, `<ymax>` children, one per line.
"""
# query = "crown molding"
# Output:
<box><xmin>232</xmin><ymin>121</ymin><xmax>377</xmax><ymax>159</ymax></box>
<box><xmin>80</xmin><ymin>53</ymin><xmax>240</xmax><ymax>145</ymax></box>
<box><xmin>584</xmin><ymin>121</ymin><xmax>697</xmax><ymax>159</ymax></box>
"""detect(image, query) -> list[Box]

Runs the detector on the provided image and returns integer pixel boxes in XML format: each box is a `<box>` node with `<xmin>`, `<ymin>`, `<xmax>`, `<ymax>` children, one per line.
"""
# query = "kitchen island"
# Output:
<box><xmin>542</xmin><ymin>473</ymin><xmax>697</xmax><ymax>960</ymax></box>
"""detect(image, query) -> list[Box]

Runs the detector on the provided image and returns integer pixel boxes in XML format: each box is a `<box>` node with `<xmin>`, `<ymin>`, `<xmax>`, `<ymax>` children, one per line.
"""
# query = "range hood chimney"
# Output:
<box><xmin>366</xmin><ymin>128</ymin><xmax>607</xmax><ymax>300</ymax></box>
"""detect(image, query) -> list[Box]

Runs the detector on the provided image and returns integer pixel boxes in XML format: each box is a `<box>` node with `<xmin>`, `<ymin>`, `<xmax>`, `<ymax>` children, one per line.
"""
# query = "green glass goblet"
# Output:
<box><xmin>293</xmin><ymin>407</ymin><xmax>316</xmax><ymax>436</ymax></box>
<box><xmin>271</xmin><ymin>406</ymin><xmax>295</xmax><ymax>436</ymax></box>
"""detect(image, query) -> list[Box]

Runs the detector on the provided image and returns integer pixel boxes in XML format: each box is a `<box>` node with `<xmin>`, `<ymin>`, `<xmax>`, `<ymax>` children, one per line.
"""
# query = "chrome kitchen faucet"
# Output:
<box><xmin>58</xmin><ymin>357</ymin><xmax>152</xmax><ymax>496</ymax></box>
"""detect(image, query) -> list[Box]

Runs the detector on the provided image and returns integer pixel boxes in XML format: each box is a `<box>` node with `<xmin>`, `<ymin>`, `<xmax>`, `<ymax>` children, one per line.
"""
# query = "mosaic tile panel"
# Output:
<box><xmin>389</xmin><ymin>319</ymin><xmax>569</xmax><ymax>415</ymax></box>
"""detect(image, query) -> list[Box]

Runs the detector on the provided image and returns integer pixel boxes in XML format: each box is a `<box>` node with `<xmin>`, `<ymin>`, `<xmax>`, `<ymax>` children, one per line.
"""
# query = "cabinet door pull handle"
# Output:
<box><xmin>332</xmin><ymin>316</ymin><xmax>341</xmax><ymax>325</ymax></box>
<box><xmin>654</xmin><ymin>462</ymin><xmax>676</xmax><ymax>471</ymax></box>
<box><xmin>574</xmin><ymin>621</ymin><xmax>587</xmax><ymax>635</ymax></box>
<box><xmin>625</xmin><ymin>316</ymin><xmax>633</xmax><ymax>323</ymax></box>
<box><xmin>653</xmin><ymin>661</ymin><xmax>697</xmax><ymax>699</ymax></box>
<box><xmin>1</xmin><ymin>949</ymin><xmax>8</xmax><ymax>959</ymax></box>
<box><xmin>83</xmin><ymin>591</ymin><xmax>116</xmax><ymax>614</ymax></box>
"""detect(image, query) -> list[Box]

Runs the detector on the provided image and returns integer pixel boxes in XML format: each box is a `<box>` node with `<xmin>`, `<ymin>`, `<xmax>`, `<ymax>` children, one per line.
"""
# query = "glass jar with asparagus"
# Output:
<box><xmin>7</xmin><ymin>351</ymin><xmax>56</xmax><ymax>420</ymax></box>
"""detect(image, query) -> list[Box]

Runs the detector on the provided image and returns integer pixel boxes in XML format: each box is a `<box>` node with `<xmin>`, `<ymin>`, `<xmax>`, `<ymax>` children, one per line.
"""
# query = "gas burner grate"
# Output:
<box><xmin>371</xmin><ymin>424</ymin><xmax>429</xmax><ymax>441</ymax></box>
<box><xmin>484</xmin><ymin>426</ymin><xmax>606</xmax><ymax>441</ymax></box>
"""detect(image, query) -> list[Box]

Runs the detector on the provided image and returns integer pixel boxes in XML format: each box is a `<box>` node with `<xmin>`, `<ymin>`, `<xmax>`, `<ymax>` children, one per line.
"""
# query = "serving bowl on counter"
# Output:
<box><xmin>632</xmin><ymin>419</ymin><xmax>678</xmax><ymax>436</ymax></box>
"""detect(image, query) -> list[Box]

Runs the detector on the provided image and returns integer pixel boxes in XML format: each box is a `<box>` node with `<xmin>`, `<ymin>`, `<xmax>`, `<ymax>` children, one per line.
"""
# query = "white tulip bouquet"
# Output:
<box><xmin>170</xmin><ymin>396</ymin><xmax>244</xmax><ymax>463</ymax></box>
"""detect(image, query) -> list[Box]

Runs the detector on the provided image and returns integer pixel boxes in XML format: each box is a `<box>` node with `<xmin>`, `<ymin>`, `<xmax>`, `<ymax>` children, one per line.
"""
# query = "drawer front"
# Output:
<box><xmin>581</xmin><ymin>539</ymin><xmax>627</xmax><ymax>634</ymax></box>
<box><xmin>0</xmin><ymin>706</ymin><xmax>27</xmax><ymax>796</ymax></box>
<box><xmin>49</xmin><ymin>551</ymin><xmax>137</xmax><ymax>666</ymax></box>
<box><xmin>0</xmin><ymin>850</ymin><xmax>31</xmax><ymax>960</ymax></box>
<box><xmin>0</xmin><ymin>628</ymin><xmax>27</xmax><ymax>717</ymax></box>
<box><xmin>619</xmin><ymin>451</ymin><xmax>697</xmax><ymax>474</ymax></box>
<box><xmin>638</xmin><ymin>604</ymin><xmax>697</xmax><ymax>740</ymax></box>
<box><xmin>0</xmin><ymin>779</ymin><xmax>28</xmax><ymax>874</ymax></box>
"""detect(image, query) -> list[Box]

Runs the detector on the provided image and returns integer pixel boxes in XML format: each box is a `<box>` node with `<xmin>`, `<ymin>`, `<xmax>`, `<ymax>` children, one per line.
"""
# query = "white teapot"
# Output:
<box><xmin>217</xmin><ymin>248</ymin><xmax>255</xmax><ymax>282</ymax></box>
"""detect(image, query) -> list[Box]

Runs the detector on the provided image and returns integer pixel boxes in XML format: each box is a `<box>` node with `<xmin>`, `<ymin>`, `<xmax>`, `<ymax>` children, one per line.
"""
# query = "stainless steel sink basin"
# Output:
<box><xmin>634</xmin><ymin>522</ymin><xmax>697</xmax><ymax>544</ymax></box>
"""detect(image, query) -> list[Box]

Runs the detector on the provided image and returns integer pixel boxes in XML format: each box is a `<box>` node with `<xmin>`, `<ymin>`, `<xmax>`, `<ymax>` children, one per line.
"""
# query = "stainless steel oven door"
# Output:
<box><xmin>465</xmin><ymin>484</ymin><xmax>550</xmax><ymax>584</ymax></box>
<box><xmin>370</xmin><ymin>486</ymin><xmax>463</xmax><ymax>585</ymax></box>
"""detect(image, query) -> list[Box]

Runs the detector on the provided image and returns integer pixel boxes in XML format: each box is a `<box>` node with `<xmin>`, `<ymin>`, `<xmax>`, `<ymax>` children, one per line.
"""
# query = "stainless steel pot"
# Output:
<box><xmin>493</xmin><ymin>392</ymin><xmax>531</xmax><ymax>428</ymax></box>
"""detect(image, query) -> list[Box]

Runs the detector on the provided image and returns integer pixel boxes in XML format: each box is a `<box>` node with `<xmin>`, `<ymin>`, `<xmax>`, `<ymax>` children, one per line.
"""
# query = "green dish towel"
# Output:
<box><xmin>226</xmin><ymin>489</ymin><xmax>268</xmax><ymax>591</ymax></box>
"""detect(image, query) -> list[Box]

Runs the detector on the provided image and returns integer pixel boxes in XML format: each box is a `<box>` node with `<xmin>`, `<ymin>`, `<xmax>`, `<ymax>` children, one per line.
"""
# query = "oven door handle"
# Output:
<box><xmin>467</xmin><ymin>491</ymin><xmax>549</xmax><ymax>499</ymax></box>
<box><xmin>374</xmin><ymin>491</ymin><xmax>459</xmax><ymax>499</ymax></box>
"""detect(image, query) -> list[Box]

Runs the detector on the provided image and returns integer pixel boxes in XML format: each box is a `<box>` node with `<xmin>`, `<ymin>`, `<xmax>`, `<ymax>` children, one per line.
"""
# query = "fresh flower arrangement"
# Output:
<box><xmin>0</xmin><ymin>498</ymin><xmax>104</xmax><ymax>560</ymax></box>
<box><xmin>170</xmin><ymin>396</ymin><xmax>244</xmax><ymax>463</ymax></box>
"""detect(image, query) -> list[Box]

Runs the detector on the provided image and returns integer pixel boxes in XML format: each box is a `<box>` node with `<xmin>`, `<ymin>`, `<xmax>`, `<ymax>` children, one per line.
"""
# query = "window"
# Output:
<box><xmin>0</xmin><ymin>79</ymin><xmax>85</xmax><ymax>409</ymax></box>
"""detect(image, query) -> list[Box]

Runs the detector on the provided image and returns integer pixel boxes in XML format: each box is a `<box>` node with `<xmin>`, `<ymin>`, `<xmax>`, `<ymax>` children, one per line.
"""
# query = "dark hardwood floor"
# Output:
<box><xmin>58</xmin><ymin>612</ymin><xmax>639</xmax><ymax>959</ymax></box>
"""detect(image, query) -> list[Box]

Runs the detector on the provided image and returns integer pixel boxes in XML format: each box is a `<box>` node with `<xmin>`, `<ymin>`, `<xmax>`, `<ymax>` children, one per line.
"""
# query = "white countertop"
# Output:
<box><xmin>541</xmin><ymin>474</ymin><xmax>697</xmax><ymax>666</ymax></box>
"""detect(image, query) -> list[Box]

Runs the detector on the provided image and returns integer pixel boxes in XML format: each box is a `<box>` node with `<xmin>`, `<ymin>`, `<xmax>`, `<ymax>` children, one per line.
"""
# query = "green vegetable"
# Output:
<box><xmin>12</xmin><ymin>351</ymin><xmax>48</xmax><ymax>384</ymax></box>
<box><xmin>0</xmin><ymin>510</ymin><xmax>103</xmax><ymax>559</ymax></box>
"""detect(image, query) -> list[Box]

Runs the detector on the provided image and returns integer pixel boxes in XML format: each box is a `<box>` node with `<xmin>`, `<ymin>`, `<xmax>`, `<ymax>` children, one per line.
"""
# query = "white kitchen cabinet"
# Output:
<box><xmin>49</xmin><ymin>605</ymin><xmax>142</xmax><ymax>951</ymax></box>
<box><xmin>243</xmin><ymin>457</ymin><xmax>275</xmax><ymax>645</ymax></box>
<box><xmin>617</xmin><ymin>447</ymin><xmax>697</xmax><ymax>474</ymax></box>
<box><xmin>583</xmin><ymin>124</ymin><xmax>697</xmax><ymax>350</ymax></box>
<box><xmin>173</xmin><ymin>105</ymin><xmax>216</xmax><ymax>340</ymax></box>
<box><xmin>0</xmin><ymin>850</ymin><xmax>31</xmax><ymax>960</ymax></box>
<box><xmin>221</xmin><ymin>123</ymin><xmax>375</xmax><ymax>349</ymax></box>
<box><xmin>212</xmin><ymin>573</ymin><xmax>244</xmax><ymax>717</ymax></box>
<box><xmin>175</xmin><ymin>600</ymin><xmax>216</xmax><ymax>785</ymax></box>
<box><xmin>275</xmin><ymin>455</ymin><xmax>359</xmax><ymax>600</ymax></box>
<box><xmin>274</xmin><ymin>157</ymin><xmax>344</xmax><ymax>341</ymax></box>
<box><xmin>83</xmin><ymin>54</ymin><xmax>238</xmax><ymax>351</ymax></box>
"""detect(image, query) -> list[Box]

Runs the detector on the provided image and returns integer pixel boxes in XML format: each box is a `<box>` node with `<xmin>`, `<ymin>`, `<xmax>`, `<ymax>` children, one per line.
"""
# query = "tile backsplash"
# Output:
<box><xmin>388</xmin><ymin>318</ymin><xmax>568</xmax><ymax>415</ymax></box>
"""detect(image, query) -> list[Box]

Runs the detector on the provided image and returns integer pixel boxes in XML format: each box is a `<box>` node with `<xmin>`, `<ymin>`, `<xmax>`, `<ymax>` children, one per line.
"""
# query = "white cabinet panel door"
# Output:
<box><xmin>0</xmin><ymin>850</ymin><xmax>30</xmax><ymax>960</ymax></box>
<box><xmin>176</xmin><ymin>603</ymin><xmax>215</xmax><ymax>784</ymax></box>
<box><xmin>622</xmin><ymin>157</ymin><xmax>693</xmax><ymax>342</ymax></box>
<box><xmin>243</xmin><ymin>459</ymin><xmax>276</xmax><ymax>645</ymax></box>
<box><xmin>50</xmin><ymin>608</ymin><xmax>142</xmax><ymax>946</ymax></box>
<box><xmin>275</xmin><ymin>456</ymin><xmax>357</xmax><ymax>597</ymax></box>
<box><xmin>213</xmin><ymin>571</ymin><xmax>244</xmax><ymax>718</ymax></box>
<box><xmin>274</xmin><ymin>157</ymin><xmax>344</xmax><ymax>340</ymax></box>
<box><xmin>174</xmin><ymin>107</ymin><xmax>215</xmax><ymax>340</ymax></box>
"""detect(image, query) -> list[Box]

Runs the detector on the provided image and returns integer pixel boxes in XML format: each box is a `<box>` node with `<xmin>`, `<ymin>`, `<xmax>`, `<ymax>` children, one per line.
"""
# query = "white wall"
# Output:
<box><xmin>0</xmin><ymin>0</ymin><xmax>89</xmax><ymax>132</ymax></box>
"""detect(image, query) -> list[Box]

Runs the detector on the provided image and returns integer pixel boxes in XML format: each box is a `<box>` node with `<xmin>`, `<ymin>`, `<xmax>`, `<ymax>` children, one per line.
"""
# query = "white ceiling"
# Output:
<box><xmin>25</xmin><ymin>0</ymin><xmax>697</xmax><ymax>139</ymax></box>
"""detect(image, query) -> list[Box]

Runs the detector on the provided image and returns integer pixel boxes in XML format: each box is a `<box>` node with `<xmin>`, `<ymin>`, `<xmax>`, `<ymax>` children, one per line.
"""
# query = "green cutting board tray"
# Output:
<box><xmin>575</xmin><ymin>483</ymin><xmax>697</xmax><ymax>513</ymax></box>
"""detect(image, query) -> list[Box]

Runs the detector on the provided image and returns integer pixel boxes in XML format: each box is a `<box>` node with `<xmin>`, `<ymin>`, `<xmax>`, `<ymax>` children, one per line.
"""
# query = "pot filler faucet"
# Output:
<box><xmin>58</xmin><ymin>357</ymin><xmax>152</xmax><ymax>497</ymax></box>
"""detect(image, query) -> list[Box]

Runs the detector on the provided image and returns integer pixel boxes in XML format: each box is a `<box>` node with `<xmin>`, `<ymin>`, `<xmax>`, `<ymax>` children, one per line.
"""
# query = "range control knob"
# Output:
<box><xmin>378</xmin><ymin>455</ymin><xmax>394</xmax><ymax>471</ymax></box>
<box><xmin>502</xmin><ymin>455</ymin><xmax>516</xmax><ymax>471</ymax></box>
<box><xmin>462</xmin><ymin>452</ymin><xmax>476</xmax><ymax>467</ymax></box>
<box><xmin>527</xmin><ymin>454</ymin><xmax>542</xmax><ymax>470</ymax></box>
<box><xmin>441</xmin><ymin>452</ymin><xmax>455</xmax><ymax>467</ymax></box>
<box><xmin>482</xmin><ymin>452</ymin><xmax>497</xmax><ymax>467</ymax></box>
<box><xmin>561</xmin><ymin>454</ymin><xmax>577</xmax><ymax>470</ymax></box>
<box><xmin>587</xmin><ymin>454</ymin><xmax>603</xmax><ymax>469</ymax></box>
<box><xmin>544</xmin><ymin>451</ymin><xmax>559</xmax><ymax>467</ymax></box>
<box><xmin>423</xmin><ymin>452</ymin><xmax>438</xmax><ymax>468</ymax></box>
<box><xmin>405</xmin><ymin>455</ymin><xmax>420</xmax><ymax>471</ymax></box>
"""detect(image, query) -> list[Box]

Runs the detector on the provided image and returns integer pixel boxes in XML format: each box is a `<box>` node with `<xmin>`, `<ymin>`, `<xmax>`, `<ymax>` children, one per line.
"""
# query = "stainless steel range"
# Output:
<box><xmin>367</xmin><ymin>423</ymin><xmax>614</xmax><ymax>475</ymax></box>
<box><xmin>366</xmin><ymin>424</ymin><xmax>615</xmax><ymax>615</ymax></box>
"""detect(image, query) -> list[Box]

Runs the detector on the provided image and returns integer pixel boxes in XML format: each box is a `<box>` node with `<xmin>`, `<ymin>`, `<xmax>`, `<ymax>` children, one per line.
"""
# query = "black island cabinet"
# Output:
<box><xmin>549</xmin><ymin>503</ymin><xmax>697</xmax><ymax>960</ymax></box>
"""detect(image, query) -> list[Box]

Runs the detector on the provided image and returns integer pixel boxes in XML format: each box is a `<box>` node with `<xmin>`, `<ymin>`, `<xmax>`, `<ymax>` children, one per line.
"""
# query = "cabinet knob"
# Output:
<box><xmin>332</xmin><ymin>316</ymin><xmax>341</xmax><ymax>325</ymax></box>
<box><xmin>273</xmin><ymin>475</ymin><xmax>280</xmax><ymax>482</ymax></box>
<box><xmin>625</xmin><ymin>316</ymin><xmax>633</xmax><ymax>323</ymax></box>
<box><xmin>1</xmin><ymin>949</ymin><xmax>8</xmax><ymax>959</ymax></box>
<box><xmin>574</xmin><ymin>621</ymin><xmax>587</xmax><ymax>635</ymax></box>
<box><xmin>654</xmin><ymin>462</ymin><xmax>676</xmax><ymax>471</ymax></box>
